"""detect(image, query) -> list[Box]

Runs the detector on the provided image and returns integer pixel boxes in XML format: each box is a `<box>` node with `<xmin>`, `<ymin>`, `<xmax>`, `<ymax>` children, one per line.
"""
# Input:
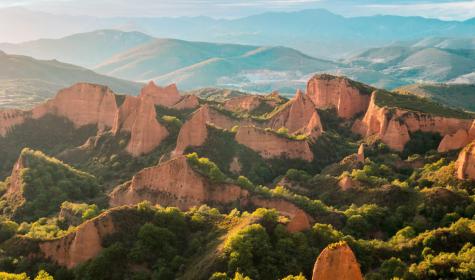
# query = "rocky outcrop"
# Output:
<box><xmin>126</xmin><ymin>97</ymin><xmax>169</xmax><ymax>157</ymax></box>
<box><xmin>456</xmin><ymin>141</ymin><xmax>475</xmax><ymax>180</ymax></box>
<box><xmin>32</xmin><ymin>83</ymin><xmax>118</xmax><ymax>131</ymax></box>
<box><xmin>235</xmin><ymin>126</ymin><xmax>314</xmax><ymax>161</ymax></box>
<box><xmin>265</xmin><ymin>90</ymin><xmax>323</xmax><ymax>140</ymax></box>
<box><xmin>39</xmin><ymin>210</ymin><xmax>115</xmax><ymax>268</ymax></box>
<box><xmin>139</xmin><ymin>81</ymin><xmax>181</xmax><ymax>108</ymax></box>
<box><xmin>306</xmin><ymin>74</ymin><xmax>373</xmax><ymax>119</ymax></box>
<box><xmin>172</xmin><ymin>94</ymin><xmax>199</xmax><ymax>110</ymax></box>
<box><xmin>357</xmin><ymin>144</ymin><xmax>365</xmax><ymax>162</ymax></box>
<box><xmin>338</xmin><ymin>175</ymin><xmax>354</xmax><ymax>191</ymax></box>
<box><xmin>353</xmin><ymin>92</ymin><xmax>473</xmax><ymax>151</ymax></box>
<box><xmin>109</xmin><ymin>156</ymin><xmax>248</xmax><ymax>209</ymax></box>
<box><xmin>5</xmin><ymin>153</ymin><xmax>26</xmax><ymax>198</ymax></box>
<box><xmin>0</xmin><ymin>83</ymin><xmax>120</xmax><ymax>137</ymax></box>
<box><xmin>438</xmin><ymin>129</ymin><xmax>471</xmax><ymax>152</ymax></box>
<box><xmin>0</xmin><ymin>109</ymin><xmax>31</xmax><ymax>137</ymax></box>
<box><xmin>251</xmin><ymin>197</ymin><xmax>312</xmax><ymax>232</ymax></box>
<box><xmin>312</xmin><ymin>242</ymin><xmax>363</xmax><ymax>280</ymax></box>
<box><xmin>224</xmin><ymin>95</ymin><xmax>263</xmax><ymax>112</ymax></box>
<box><xmin>112</xmin><ymin>94</ymin><xmax>169</xmax><ymax>157</ymax></box>
<box><xmin>174</xmin><ymin>105</ymin><xmax>239</xmax><ymax>155</ymax></box>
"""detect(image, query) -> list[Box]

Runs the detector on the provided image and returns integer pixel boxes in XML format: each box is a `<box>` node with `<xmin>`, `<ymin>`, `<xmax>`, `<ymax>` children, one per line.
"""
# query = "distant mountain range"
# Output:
<box><xmin>1</xmin><ymin>7</ymin><xmax>474</xmax><ymax>58</ymax></box>
<box><xmin>0</xmin><ymin>30</ymin><xmax>154</xmax><ymax>68</ymax></box>
<box><xmin>0</xmin><ymin>51</ymin><xmax>141</xmax><ymax>109</ymax></box>
<box><xmin>1</xmin><ymin>30</ymin><xmax>339</xmax><ymax>93</ymax></box>
<box><xmin>1</xmin><ymin>29</ymin><xmax>475</xmax><ymax>97</ymax></box>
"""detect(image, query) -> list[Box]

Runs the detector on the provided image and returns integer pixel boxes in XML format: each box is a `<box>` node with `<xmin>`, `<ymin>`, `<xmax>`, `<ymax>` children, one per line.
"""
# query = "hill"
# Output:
<box><xmin>95</xmin><ymin>39</ymin><xmax>337</xmax><ymax>92</ymax></box>
<box><xmin>1</xmin><ymin>75</ymin><xmax>475</xmax><ymax>279</ymax></box>
<box><xmin>1</xmin><ymin>8</ymin><xmax>475</xmax><ymax>59</ymax></box>
<box><xmin>395</xmin><ymin>83</ymin><xmax>475</xmax><ymax>112</ymax></box>
<box><xmin>345</xmin><ymin>46</ymin><xmax>475</xmax><ymax>88</ymax></box>
<box><xmin>0</xmin><ymin>51</ymin><xmax>142</xmax><ymax>109</ymax></box>
<box><xmin>0</xmin><ymin>30</ymin><xmax>154</xmax><ymax>68</ymax></box>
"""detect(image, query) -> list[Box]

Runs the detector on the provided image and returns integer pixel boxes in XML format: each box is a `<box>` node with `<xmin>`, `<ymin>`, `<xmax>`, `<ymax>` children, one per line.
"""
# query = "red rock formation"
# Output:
<box><xmin>235</xmin><ymin>126</ymin><xmax>314</xmax><ymax>161</ymax></box>
<box><xmin>0</xmin><ymin>109</ymin><xmax>31</xmax><ymax>137</ymax></box>
<box><xmin>111</xmin><ymin>95</ymin><xmax>141</xmax><ymax>134</ymax></box>
<box><xmin>127</xmin><ymin>97</ymin><xmax>169</xmax><ymax>157</ymax></box>
<box><xmin>174</xmin><ymin>106</ymin><xmax>210</xmax><ymax>155</ymax></box>
<box><xmin>353</xmin><ymin>93</ymin><xmax>473</xmax><ymax>151</ymax></box>
<box><xmin>357</xmin><ymin>144</ymin><xmax>365</xmax><ymax>163</ymax></box>
<box><xmin>172</xmin><ymin>95</ymin><xmax>199</xmax><ymax>110</ymax></box>
<box><xmin>266</xmin><ymin>90</ymin><xmax>323</xmax><ymax>140</ymax></box>
<box><xmin>456</xmin><ymin>141</ymin><xmax>475</xmax><ymax>180</ymax></box>
<box><xmin>312</xmin><ymin>242</ymin><xmax>363</xmax><ymax>280</ymax></box>
<box><xmin>33</xmin><ymin>83</ymin><xmax>118</xmax><ymax>131</ymax></box>
<box><xmin>306</xmin><ymin>74</ymin><xmax>373</xmax><ymax>119</ymax></box>
<box><xmin>109</xmin><ymin>156</ymin><xmax>248</xmax><ymax>209</ymax></box>
<box><xmin>139</xmin><ymin>81</ymin><xmax>181</xmax><ymax>107</ymax></box>
<box><xmin>4</xmin><ymin>154</ymin><xmax>26</xmax><ymax>198</ymax></box>
<box><xmin>438</xmin><ymin>129</ymin><xmax>470</xmax><ymax>152</ymax></box>
<box><xmin>224</xmin><ymin>95</ymin><xmax>263</xmax><ymax>112</ymax></box>
<box><xmin>174</xmin><ymin>105</ymin><xmax>239</xmax><ymax>155</ymax></box>
<box><xmin>39</xmin><ymin>211</ymin><xmax>115</xmax><ymax>268</ymax></box>
<box><xmin>251</xmin><ymin>197</ymin><xmax>312</xmax><ymax>232</ymax></box>
<box><xmin>338</xmin><ymin>175</ymin><xmax>354</xmax><ymax>191</ymax></box>
<box><xmin>111</xmin><ymin>94</ymin><xmax>169</xmax><ymax>157</ymax></box>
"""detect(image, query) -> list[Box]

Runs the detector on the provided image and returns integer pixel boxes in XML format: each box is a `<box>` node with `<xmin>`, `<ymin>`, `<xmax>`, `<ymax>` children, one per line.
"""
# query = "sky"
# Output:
<box><xmin>0</xmin><ymin>0</ymin><xmax>474</xmax><ymax>20</ymax></box>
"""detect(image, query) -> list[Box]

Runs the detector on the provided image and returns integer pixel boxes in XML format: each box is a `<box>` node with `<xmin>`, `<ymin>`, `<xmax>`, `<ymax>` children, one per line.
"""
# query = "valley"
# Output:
<box><xmin>0</xmin><ymin>73</ymin><xmax>474</xmax><ymax>279</ymax></box>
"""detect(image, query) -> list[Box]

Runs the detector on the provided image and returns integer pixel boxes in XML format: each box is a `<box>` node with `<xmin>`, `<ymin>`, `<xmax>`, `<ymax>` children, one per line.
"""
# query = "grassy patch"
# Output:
<box><xmin>374</xmin><ymin>90</ymin><xmax>475</xmax><ymax>119</ymax></box>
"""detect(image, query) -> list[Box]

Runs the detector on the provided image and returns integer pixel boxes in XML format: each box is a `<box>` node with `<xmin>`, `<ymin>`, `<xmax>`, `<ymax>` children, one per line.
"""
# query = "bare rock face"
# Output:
<box><xmin>33</xmin><ymin>83</ymin><xmax>118</xmax><ymax>131</ymax></box>
<box><xmin>456</xmin><ymin>141</ymin><xmax>475</xmax><ymax>180</ymax></box>
<box><xmin>174</xmin><ymin>106</ymin><xmax>210</xmax><ymax>155</ymax></box>
<box><xmin>139</xmin><ymin>81</ymin><xmax>181</xmax><ymax>108</ymax></box>
<box><xmin>312</xmin><ymin>242</ymin><xmax>363</xmax><ymax>280</ymax></box>
<box><xmin>174</xmin><ymin>105</ymin><xmax>239</xmax><ymax>155</ymax></box>
<box><xmin>39</xmin><ymin>211</ymin><xmax>115</xmax><ymax>268</ymax></box>
<box><xmin>266</xmin><ymin>90</ymin><xmax>323</xmax><ymax>140</ymax></box>
<box><xmin>338</xmin><ymin>175</ymin><xmax>354</xmax><ymax>191</ymax></box>
<box><xmin>0</xmin><ymin>109</ymin><xmax>31</xmax><ymax>137</ymax></box>
<box><xmin>5</xmin><ymin>154</ymin><xmax>26</xmax><ymax>198</ymax></box>
<box><xmin>357</xmin><ymin>144</ymin><xmax>365</xmax><ymax>163</ymax></box>
<box><xmin>127</xmin><ymin>97</ymin><xmax>168</xmax><ymax>157</ymax></box>
<box><xmin>112</xmin><ymin>95</ymin><xmax>169</xmax><ymax>157</ymax></box>
<box><xmin>438</xmin><ymin>129</ymin><xmax>470</xmax><ymax>153</ymax></box>
<box><xmin>353</xmin><ymin>94</ymin><xmax>473</xmax><ymax>151</ymax></box>
<box><xmin>172</xmin><ymin>95</ymin><xmax>199</xmax><ymax>110</ymax></box>
<box><xmin>111</xmin><ymin>95</ymin><xmax>141</xmax><ymax>134</ymax></box>
<box><xmin>235</xmin><ymin>126</ymin><xmax>314</xmax><ymax>161</ymax></box>
<box><xmin>109</xmin><ymin>156</ymin><xmax>248</xmax><ymax>209</ymax></box>
<box><xmin>251</xmin><ymin>197</ymin><xmax>312</xmax><ymax>232</ymax></box>
<box><xmin>306</xmin><ymin>74</ymin><xmax>372</xmax><ymax>119</ymax></box>
<box><xmin>224</xmin><ymin>95</ymin><xmax>263</xmax><ymax>112</ymax></box>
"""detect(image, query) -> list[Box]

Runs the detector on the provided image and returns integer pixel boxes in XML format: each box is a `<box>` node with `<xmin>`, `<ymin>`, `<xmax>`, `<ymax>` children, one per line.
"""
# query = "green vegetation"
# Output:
<box><xmin>0</xmin><ymin>115</ymin><xmax>97</xmax><ymax>180</ymax></box>
<box><xmin>186</xmin><ymin>153</ymin><xmax>228</xmax><ymax>183</ymax></box>
<box><xmin>395</xmin><ymin>83</ymin><xmax>475</xmax><ymax>112</ymax></box>
<box><xmin>374</xmin><ymin>90</ymin><xmax>475</xmax><ymax>119</ymax></box>
<box><xmin>1</xmin><ymin>148</ymin><xmax>102</xmax><ymax>221</ymax></box>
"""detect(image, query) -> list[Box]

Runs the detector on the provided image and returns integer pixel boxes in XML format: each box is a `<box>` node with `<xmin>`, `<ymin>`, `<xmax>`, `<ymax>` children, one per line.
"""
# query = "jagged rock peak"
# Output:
<box><xmin>235</xmin><ymin>126</ymin><xmax>314</xmax><ymax>161</ymax></box>
<box><xmin>139</xmin><ymin>81</ymin><xmax>181</xmax><ymax>107</ymax></box>
<box><xmin>456</xmin><ymin>141</ymin><xmax>475</xmax><ymax>180</ymax></box>
<box><xmin>312</xmin><ymin>241</ymin><xmax>363</xmax><ymax>280</ymax></box>
<box><xmin>109</xmin><ymin>155</ymin><xmax>247</xmax><ymax>210</ymax></box>
<box><xmin>306</xmin><ymin>74</ymin><xmax>374</xmax><ymax>119</ymax></box>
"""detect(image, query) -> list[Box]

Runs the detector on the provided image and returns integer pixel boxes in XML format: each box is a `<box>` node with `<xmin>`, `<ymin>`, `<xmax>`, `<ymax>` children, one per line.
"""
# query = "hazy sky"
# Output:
<box><xmin>1</xmin><ymin>0</ymin><xmax>475</xmax><ymax>20</ymax></box>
